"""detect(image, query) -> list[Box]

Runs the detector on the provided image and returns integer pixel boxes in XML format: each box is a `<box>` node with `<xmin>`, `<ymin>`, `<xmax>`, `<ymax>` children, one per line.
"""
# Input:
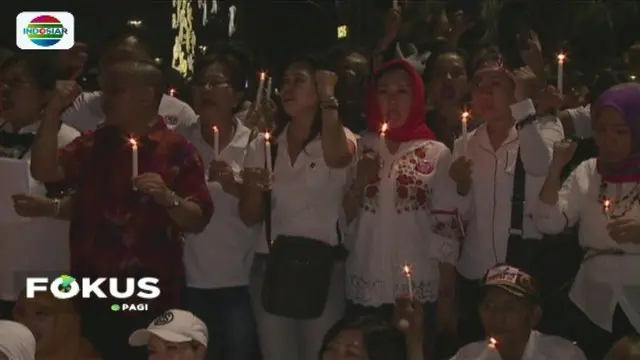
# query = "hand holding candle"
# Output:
<box><xmin>556</xmin><ymin>53</ymin><xmax>566</xmax><ymax>95</ymax></box>
<box><xmin>212</xmin><ymin>126</ymin><xmax>220</xmax><ymax>159</ymax></box>
<box><xmin>256</xmin><ymin>72</ymin><xmax>266</xmax><ymax>104</ymax></box>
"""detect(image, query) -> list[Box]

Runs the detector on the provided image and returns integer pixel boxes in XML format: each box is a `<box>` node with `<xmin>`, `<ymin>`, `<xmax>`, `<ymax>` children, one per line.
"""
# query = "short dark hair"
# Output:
<box><xmin>422</xmin><ymin>39</ymin><xmax>469</xmax><ymax>83</ymax></box>
<box><xmin>0</xmin><ymin>51</ymin><xmax>63</xmax><ymax>90</ymax></box>
<box><xmin>193</xmin><ymin>52</ymin><xmax>247</xmax><ymax>92</ymax></box>
<box><xmin>110</xmin><ymin>60</ymin><xmax>165</xmax><ymax>107</ymax></box>
<box><xmin>320</xmin><ymin>315</ymin><xmax>407</xmax><ymax>360</ymax></box>
<box><xmin>100</xmin><ymin>26</ymin><xmax>153</xmax><ymax>58</ymax></box>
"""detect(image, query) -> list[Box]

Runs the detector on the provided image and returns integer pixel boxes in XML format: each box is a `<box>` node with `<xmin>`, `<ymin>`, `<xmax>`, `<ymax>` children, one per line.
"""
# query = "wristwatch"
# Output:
<box><xmin>164</xmin><ymin>191</ymin><xmax>180</xmax><ymax>208</ymax></box>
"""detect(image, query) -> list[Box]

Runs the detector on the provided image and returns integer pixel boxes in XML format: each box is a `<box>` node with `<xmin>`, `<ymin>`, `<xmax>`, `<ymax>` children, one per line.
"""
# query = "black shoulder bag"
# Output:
<box><xmin>260</xmin><ymin>143</ymin><xmax>348</xmax><ymax>319</ymax></box>
<box><xmin>505</xmin><ymin>151</ymin><xmax>583</xmax><ymax>301</ymax></box>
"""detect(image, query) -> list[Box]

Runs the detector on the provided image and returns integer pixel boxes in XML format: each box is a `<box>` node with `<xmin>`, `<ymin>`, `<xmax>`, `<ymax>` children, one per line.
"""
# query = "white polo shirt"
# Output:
<box><xmin>243</xmin><ymin>127</ymin><xmax>357</xmax><ymax>254</ymax></box>
<box><xmin>61</xmin><ymin>91</ymin><xmax>197</xmax><ymax>136</ymax></box>
<box><xmin>182</xmin><ymin>118</ymin><xmax>261</xmax><ymax>289</ymax></box>
<box><xmin>0</xmin><ymin>122</ymin><xmax>79</xmax><ymax>301</ymax></box>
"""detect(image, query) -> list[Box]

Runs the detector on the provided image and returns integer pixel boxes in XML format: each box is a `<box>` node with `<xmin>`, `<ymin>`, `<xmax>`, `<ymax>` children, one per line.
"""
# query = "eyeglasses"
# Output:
<box><xmin>192</xmin><ymin>80</ymin><xmax>231</xmax><ymax>90</ymax></box>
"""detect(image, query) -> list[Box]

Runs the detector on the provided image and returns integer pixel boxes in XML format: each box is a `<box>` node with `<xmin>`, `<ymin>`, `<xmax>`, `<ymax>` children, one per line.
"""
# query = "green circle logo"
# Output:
<box><xmin>111</xmin><ymin>304</ymin><xmax>121</xmax><ymax>312</ymax></box>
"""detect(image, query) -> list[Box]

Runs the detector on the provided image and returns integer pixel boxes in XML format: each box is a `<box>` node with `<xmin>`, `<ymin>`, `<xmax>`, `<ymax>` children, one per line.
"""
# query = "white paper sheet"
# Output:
<box><xmin>0</xmin><ymin>158</ymin><xmax>31</xmax><ymax>222</ymax></box>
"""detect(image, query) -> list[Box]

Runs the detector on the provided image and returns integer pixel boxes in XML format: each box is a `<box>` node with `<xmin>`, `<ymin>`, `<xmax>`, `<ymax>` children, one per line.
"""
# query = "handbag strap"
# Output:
<box><xmin>262</xmin><ymin>142</ymin><xmax>344</xmax><ymax>250</ymax></box>
<box><xmin>509</xmin><ymin>150</ymin><xmax>526</xmax><ymax>239</ymax></box>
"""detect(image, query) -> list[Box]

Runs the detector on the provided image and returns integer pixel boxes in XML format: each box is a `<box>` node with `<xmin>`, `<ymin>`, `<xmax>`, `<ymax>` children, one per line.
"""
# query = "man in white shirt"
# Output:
<box><xmin>129</xmin><ymin>309</ymin><xmax>208</xmax><ymax>360</ymax></box>
<box><xmin>61</xmin><ymin>29</ymin><xmax>197</xmax><ymax>135</ymax></box>
<box><xmin>450</xmin><ymin>265</ymin><xmax>586</xmax><ymax>360</ymax></box>
<box><xmin>449</xmin><ymin>51</ymin><xmax>565</xmax><ymax>344</ymax></box>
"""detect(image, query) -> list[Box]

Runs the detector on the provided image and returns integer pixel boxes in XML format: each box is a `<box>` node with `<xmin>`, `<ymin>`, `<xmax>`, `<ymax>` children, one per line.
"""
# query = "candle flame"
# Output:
<box><xmin>403</xmin><ymin>264</ymin><xmax>411</xmax><ymax>276</ymax></box>
<box><xmin>461</xmin><ymin>111</ymin><xmax>470</xmax><ymax>123</ymax></box>
<box><xmin>260</xmin><ymin>72</ymin><xmax>266</xmax><ymax>81</ymax></box>
<box><xmin>168</xmin><ymin>88</ymin><xmax>176</xmax><ymax>96</ymax></box>
<box><xmin>128</xmin><ymin>137</ymin><xmax>138</xmax><ymax>148</ymax></box>
<box><xmin>557</xmin><ymin>53</ymin><xmax>566</xmax><ymax>64</ymax></box>
<box><xmin>603</xmin><ymin>199</ymin><xmax>611</xmax><ymax>211</ymax></box>
<box><xmin>212</xmin><ymin>125</ymin><xmax>219</xmax><ymax>133</ymax></box>
<box><xmin>264</xmin><ymin>132</ymin><xmax>271</xmax><ymax>142</ymax></box>
<box><xmin>489</xmin><ymin>337</ymin><xmax>498</xmax><ymax>348</ymax></box>
<box><xmin>380</xmin><ymin>123</ymin><xmax>389</xmax><ymax>134</ymax></box>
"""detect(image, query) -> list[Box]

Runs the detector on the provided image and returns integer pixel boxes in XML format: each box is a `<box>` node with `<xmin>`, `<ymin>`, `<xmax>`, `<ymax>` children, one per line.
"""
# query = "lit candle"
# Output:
<box><xmin>256</xmin><ymin>72</ymin><xmax>266</xmax><ymax>104</ymax></box>
<box><xmin>460</xmin><ymin>110</ymin><xmax>470</xmax><ymax>156</ymax></box>
<box><xmin>129</xmin><ymin>138</ymin><xmax>138</xmax><ymax>179</ymax></box>
<box><xmin>168</xmin><ymin>88</ymin><xmax>176</xmax><ymax>97</ymax></box>
<box><xmin>379</xmin><ymin>123</ymin><xmax>389</xmax><ymax>154</ymax></box>
<box><xmin>479</xmin><ymin>338</ymin><xmax>498</xmax><ymax>360</ymax></box>
<box><xmin>264</xmin><ymin>132</ymin><xmax>272</xmax><ymax>175</ymax></box>
<box><xmin>603</xmin><ymin>199</ymin><xmax>612</xmax><ymax>221</ymax></box>
<box><xmin>266</xmin><ymin>77</ymin><xmax>273</xmax><ymax>99</ymax></box>
<box><xmin>403</xmin><ymin>264</ymin><xmax>413</xmax><ymax>298</ymax></box>
<box><xmin>557</xmin><ymin>53</ymin><xmax>566</xmax><ymax>95</ymax></box>
<box><xmin>212</xmin><ymin>126</ymin><xmax>220</xmax><ymax>159</ymax></box>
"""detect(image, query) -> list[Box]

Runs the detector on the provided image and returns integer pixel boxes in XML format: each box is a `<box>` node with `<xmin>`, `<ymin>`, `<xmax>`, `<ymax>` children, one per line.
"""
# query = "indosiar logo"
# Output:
<box><xmin>16</xmin><ymin>12</ymin><xmax>75</xmax><ymax>50</ymax></box>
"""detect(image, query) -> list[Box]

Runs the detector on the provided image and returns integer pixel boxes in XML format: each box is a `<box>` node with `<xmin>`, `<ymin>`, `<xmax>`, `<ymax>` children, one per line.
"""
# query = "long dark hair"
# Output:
<box><xmin>273</xmin><ymin>54</ymin><xmax>326</xmax><ymax>149</ymax></box>
<box><xmin>319</xmin><ymin>315</ymin><xmax>407</xmax><ymax>360</ymax></box>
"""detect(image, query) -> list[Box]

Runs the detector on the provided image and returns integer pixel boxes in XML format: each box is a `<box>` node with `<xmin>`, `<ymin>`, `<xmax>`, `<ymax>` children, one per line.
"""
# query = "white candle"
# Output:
<box><xmin>212</xmin><ymin>126</ymin><xmax>219</xmax><ymax>159</ymax></box>
<box><xmin>256</xmin><ymin>72</ymin><xmax>266</xmax><ymax>104</ymax></box>
<box><xmin>603</xmin><ymin>199</ymin><xmax>611</xmax><ymax>221</ymax></box>
<box><xmin>479</xmin><ymin>338</ymin><xmax>498</xmax><ymax>360</ymax></box>
<box><xmin>379</xmin><ymin>123</ymin><xmax>388</xmax><ymax>154</ymax></box>
<box><xmin>461</xmin><ymin>111</ymin><xmax>469</xmax><ymax>156</ymax></box>
<box><xmin>557</xmin><ymin>53</ymin><xmax>566</xmax><ymax>95</ymax></box>
<box><xmin>403</xmin><ymin>264</ymin><xmax>413</xmax><ymax>298</ymax></box>
<box><xmin>266</xmin><ymin>77</ymin><xmax>273</xmax><ymax>99</ymax></box>
<box><xmin>393</xmin><ymin>0</ymin><xmax>399</xmax><ymax>10</ymax></box>
<box><xmin>129</xmin><ymin>138</ymin><xmax>138</xmax><ymax>179</ymax></box>
<box><xmin>264</xmin><ymin>132</ymin><xmax>272</xmax><ymax>174</ymax></box>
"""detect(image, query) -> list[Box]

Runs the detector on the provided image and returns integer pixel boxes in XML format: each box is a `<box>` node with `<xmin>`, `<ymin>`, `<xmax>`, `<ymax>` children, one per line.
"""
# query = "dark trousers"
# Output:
<box><xmin>0</xmin><ymin>300</ymin><xmax>14</xmax><ymax>320</ymax></box>
<box><xmin>457</xmin><ymin>276</ymin><xmax>484</xmax><ymax>346</ymax></box>
<box><xmin>567</xmin><ymin>305</ymin><xmax>636</xmax><ymax>360</ymax></box>
<box><xmin>81</xmin><ymin>304</ymin><xmax>159</xmax><ymax>360</ymax></box>
<box><xmin>184</xmin><ymin>286</ymin><xmax>260</xmax><ymax>360</ymax></box>
<box><xmin>345</xmin><ymin>300</ymin><xmax>437</xmax><ymax>360</ymax></box>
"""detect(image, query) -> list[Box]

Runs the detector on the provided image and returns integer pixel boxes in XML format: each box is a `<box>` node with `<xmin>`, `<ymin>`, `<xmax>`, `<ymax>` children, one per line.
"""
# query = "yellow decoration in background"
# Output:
<box><xmin>337</xmin><ymin>25</ymin><xmax>348</xmax><ymax>39</ymax></box>
<box><xmin>171</xmin><ymin>0</ymin><xmax>196</xmax><ymax>77</ymax></box>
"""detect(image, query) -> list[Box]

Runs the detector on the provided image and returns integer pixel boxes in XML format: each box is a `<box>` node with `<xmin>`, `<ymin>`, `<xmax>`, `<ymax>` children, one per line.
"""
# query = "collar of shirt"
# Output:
<box><xmin>473</xmin><ymin>123</ymin><xmax>519</xmax><ymax>154</ymax></box>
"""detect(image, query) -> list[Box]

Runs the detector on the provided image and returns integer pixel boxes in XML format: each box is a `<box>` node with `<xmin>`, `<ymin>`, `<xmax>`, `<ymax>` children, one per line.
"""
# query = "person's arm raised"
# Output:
<box><xmin>31</xmin><ymin>81</ymin><xmax>82</xmax><ymax>183</ymax></box>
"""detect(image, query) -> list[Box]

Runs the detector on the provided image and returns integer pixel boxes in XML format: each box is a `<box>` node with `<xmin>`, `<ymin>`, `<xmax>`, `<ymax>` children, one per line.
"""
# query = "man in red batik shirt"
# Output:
<box><xmin>30</xmin><ymin>61</ymin><xmax>213</xmax><ymax>360</ymax></box>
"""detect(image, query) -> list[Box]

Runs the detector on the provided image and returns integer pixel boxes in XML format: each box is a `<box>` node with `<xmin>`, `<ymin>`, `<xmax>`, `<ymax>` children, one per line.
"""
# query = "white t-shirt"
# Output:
<box><xmin>0</xmin><ymin>122</ymin><xmax>80</xmax><ymax>301</ymax></box>
<box><xmin>182</xmin><ymin>118</ymin><xmax>261</xmax><ymax>288</ymax></box>
<box><xmin>61</xmin><ymin>91</ymin><xmax>197</xmax><ymax>136</ymax></box>
<box><xmin>243</xmin><ymin>126</ymin><xmax>358</xmax><ymax>254</ymax></box>
<box><xmin>450</xmin><ymin>331</ymin><xmax>586</xmax><ymax>360</ymax></box>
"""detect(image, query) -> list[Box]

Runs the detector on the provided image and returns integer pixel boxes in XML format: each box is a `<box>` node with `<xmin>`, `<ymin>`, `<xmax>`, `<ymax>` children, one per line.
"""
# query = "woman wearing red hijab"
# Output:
<box><xmin>342</xmin><ymin>59</ymin><xmax>463</xmax><ymax>356</ymax></box>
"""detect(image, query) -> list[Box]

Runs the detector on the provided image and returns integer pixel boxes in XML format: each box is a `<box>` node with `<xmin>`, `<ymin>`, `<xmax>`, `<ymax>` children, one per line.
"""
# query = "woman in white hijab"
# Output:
<box><xmin>0</xmin><ymin>320</ymin><xmax>36</xmax><ymax>360</ymax></box>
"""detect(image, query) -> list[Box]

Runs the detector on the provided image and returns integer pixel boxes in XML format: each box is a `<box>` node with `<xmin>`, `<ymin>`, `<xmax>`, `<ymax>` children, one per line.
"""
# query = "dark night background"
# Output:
<box><xmin>0</xmin><ymin>0</ymin><xmax>638</xmax><ymax>78</ymax></box>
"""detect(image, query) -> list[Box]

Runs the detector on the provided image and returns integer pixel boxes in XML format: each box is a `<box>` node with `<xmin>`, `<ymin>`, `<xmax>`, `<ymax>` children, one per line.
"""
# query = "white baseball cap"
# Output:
<box><xmin>129</xmin><ymin>309</ymin><xmax>208</xmax><ymax>347</ymax></box>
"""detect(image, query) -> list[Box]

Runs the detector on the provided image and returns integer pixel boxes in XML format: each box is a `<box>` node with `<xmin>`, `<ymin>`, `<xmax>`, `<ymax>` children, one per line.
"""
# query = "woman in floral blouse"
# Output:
<box><xmin>342</xmin><ymin>59</ymin><xmax>463</xmax><ymax>358</ymax></box>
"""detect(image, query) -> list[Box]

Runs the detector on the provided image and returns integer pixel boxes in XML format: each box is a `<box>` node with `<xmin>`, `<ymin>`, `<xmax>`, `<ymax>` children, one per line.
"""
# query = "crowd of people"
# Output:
<box><xmin>0</xmin><ymin>3</ymin><xmax>639</xmax><ymax>360</ymax></box>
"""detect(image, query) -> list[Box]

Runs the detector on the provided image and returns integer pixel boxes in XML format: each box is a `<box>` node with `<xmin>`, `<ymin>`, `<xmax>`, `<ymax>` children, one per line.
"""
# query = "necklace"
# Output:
<box><xmin>598</xmin><ymin>179</ymin><xmax>640</xmax><ymax>219</ymax></box>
